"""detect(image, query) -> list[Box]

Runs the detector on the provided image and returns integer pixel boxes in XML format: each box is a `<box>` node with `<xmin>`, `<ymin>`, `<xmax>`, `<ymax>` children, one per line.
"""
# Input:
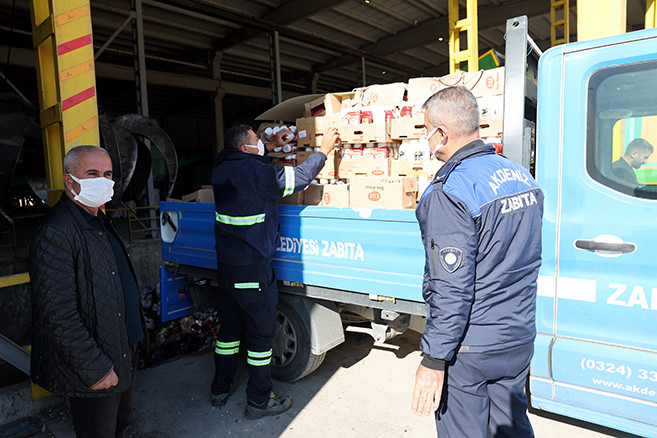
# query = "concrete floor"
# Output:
<box><xmin>9</xmin><ymin>330</ymin><xmax>642</xmax><ymax>438</ymax></box>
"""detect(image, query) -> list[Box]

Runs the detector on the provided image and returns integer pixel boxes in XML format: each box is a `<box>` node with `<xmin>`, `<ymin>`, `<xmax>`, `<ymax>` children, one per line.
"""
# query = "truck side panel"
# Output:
<box><xmin>275</xmin><ymin>205</ymin><xmax>424</xmax><ymax>301</ymax></box>
<box><xmin>160</xmin><ymin>202</ymin><xmax>425</xmax><ymax>302</ymax></box>
<box><xmin>532</xmin><ymin>27</ymin><xmax>657</xmax><ymax>437</ymax></box>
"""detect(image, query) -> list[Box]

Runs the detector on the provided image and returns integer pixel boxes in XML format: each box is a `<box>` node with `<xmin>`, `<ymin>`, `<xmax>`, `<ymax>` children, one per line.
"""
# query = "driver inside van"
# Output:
<box><xmin>612</xmin><ymin>138</ymin><xmax>654</xmax><ymax>185</ymax></box>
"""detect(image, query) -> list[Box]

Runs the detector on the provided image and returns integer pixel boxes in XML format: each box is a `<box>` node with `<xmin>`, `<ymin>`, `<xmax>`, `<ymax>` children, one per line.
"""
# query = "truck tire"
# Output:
<box><xmin>271</xmin><ymin>298</ymin><xmax>326</xmax><ymax>382</ymax></box>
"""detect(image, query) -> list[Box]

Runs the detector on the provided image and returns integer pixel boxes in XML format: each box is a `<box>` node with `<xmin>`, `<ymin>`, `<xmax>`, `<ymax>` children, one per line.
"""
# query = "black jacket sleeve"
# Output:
<box><xmin>29</xmin><ymin>224</ymin><xmax>113</xmax><ymax>387</ymax></box>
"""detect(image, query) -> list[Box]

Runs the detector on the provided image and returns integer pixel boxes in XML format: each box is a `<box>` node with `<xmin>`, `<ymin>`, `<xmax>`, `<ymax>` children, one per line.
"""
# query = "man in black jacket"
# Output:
<box><xmin>611</xmin><ymin>138</ymin><xmax>653</xmax><ymax>185</ymax></box>
<box><xmin>29</xmin><ymin>145</ymin><xmax>144</xmax><ymax>438</ymax></box>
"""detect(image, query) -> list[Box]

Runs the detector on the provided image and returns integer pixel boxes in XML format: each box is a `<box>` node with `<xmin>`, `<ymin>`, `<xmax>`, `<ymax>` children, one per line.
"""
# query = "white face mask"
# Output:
<box><xmin>69</xmin><ymin>174</ymin><xmax>115</xmax><ymax>208</ymax></box>
<box><xmin>245</xmin><ymin>139</ymin><xmax>265</xmax><ymax>156</ymax></box>
<box><xmin>426</xmin><ymin>127</ymin><xmax>445</xmax><ymax>156</ymax></box>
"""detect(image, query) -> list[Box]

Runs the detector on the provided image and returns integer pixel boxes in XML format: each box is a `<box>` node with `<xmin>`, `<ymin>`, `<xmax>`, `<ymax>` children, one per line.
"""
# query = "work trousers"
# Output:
<box><xmin>211</xmin><ymin>262</ymin><xmax>278</xmax><ymax>406</ymax></box>
<box><xmin>69</xmin><ymin>346</ymin><xmax>138</xmax><ymax>438</ymax></box>
<box><xmin>435</xmin><ymin>342</ymin><xmax>535</xmax><ymax>438</ymax></box>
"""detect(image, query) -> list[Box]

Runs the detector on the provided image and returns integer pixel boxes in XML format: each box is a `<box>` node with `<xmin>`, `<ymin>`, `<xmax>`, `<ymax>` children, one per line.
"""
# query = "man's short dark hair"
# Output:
<box><xmin>625</xmin><ymin>138</ymin><xmax>654</xmax><ymax>155</ymax></box>
<box><xmin>224</xmin><ymin>124</ymin><xmax>253</xmax><ymax>151</ymax></box>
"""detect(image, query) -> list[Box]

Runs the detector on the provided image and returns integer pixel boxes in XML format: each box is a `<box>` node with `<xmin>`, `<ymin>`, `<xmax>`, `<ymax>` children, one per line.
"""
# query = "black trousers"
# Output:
<box><xmin>211</xmin><ymin>262</ymin><xmax>278</xmax><ymax>406</ymax></box>
<box><xmin>69</xmin><ymin>347</ymin><xmax>138</xmax><ymax>438</ymax></box>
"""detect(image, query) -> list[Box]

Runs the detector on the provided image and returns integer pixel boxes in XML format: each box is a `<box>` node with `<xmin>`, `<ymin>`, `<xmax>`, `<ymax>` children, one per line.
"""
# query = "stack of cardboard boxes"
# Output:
<box><xmin>265</xmin><ymin>67</ymin><xmax>505</xmax><ymax>210</ymax></box>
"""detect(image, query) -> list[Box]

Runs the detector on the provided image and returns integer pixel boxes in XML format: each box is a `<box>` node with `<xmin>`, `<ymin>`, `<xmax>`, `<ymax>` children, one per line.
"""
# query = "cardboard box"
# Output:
<box><xmin>407</xmin><ymin>73</ymin><xmax>464</xmax><ymax>103</ymax></box>
<box><xmin>338</xmin><ymin>157</ymin><xmax>390</xmax><ymax>178</ymax></box>
<box><xmin>478</xmin><ymin>95</ymin><xmax>504</xmax><ymax>123</ymax></box>
<box><xmin>304</xmin><ymin>183</ymin><xmax>349</xmax><ymax>207</ymax></box>
<box><xmin>479</xmin><ymin>118</ymin><xmax>504</xmax><ymax>138</ymax></box>
<box><xmin>296</xmin><ymin>150</ymin><xmax>339</xmax><ymax>179</ymax></box>
<box><xmin>349</xmin><ymin>176</ymin><xmax>418</xmax><ymax>209</ymax></box>
<box><xmin>304</xmin><ymin>92</ymin><xmax>354</xmax><ymax>117</ymax></box>
<box><xmin>467</xmin><ymin>67</ymin><xmax>505</xmax><ymax>97</ymax></box>
<box><xmin>390</xmin><ymin>118</ymin><xmax>427</xmax><ymax>140</ymax></box>
<box><xmin>407</xmin><ymin>67</ymin><xmax>505</xmax><ymax>103</ymax></box>
<box><xmin>339</xmin><ymin>123</ymin><xmax>391</xmax><ymax>144</ymax></box>
<box><xmin>391</xmin><ymin>158</ymin><xmax>442</xmax><ymax>178</ymax></box>
<box><xmin>296</xmin><ymin>115</ymin><xmax>340</xmax><ymax>147</ymax></box>
<box><xmin>278</xmin><ymin>189</ymin><xmax>304</xmax><ymax>205</ymax></box>
<box><xmin>475</xmin><ymin>93</ymin><xmax>504</xmax><ymax>137</ymax></box>
<box><xmin>182</xmin><ymin>188</ymin><xmax>213</xmax><ymax>203</ymax></box>
<box><xmin>352</xmin><ymin>83</ymin><xmax>407</xmax><ymax>107</ymax></box>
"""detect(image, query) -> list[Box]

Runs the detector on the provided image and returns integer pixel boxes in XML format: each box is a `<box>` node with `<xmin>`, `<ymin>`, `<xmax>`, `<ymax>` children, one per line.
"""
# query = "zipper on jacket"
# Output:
<box><xmin>430</xmin><ymin>239</ymin><xmax>438</xmax><ymax>275</ymax></box>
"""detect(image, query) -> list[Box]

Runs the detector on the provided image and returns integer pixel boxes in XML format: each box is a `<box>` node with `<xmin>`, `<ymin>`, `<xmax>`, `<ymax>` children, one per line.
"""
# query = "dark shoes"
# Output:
<box><xmin>244</xmin><ymin>392</ymin><xmax>292</xmax><ymax>419</ymax></box>
<box><xmin>210</xmin><ymin>380</ymin><xmax>237</xmax><ymax>407</ymax></box>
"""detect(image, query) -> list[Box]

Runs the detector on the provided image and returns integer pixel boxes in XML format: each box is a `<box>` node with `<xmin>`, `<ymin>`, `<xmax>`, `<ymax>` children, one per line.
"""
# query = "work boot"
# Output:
<box><xmin>244</xmin><ymin>392</ymin><xmax>292</xmax><ymax>419</ymax></box>
<box><xmin>210</xmin><ymin>380</ymin><xmax>237</xmax><ymax>407</ymax></box>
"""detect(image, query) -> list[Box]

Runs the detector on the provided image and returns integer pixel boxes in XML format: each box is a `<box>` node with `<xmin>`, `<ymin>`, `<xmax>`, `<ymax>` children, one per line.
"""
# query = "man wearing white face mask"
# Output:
<box><xmin>210</xmin><ymin>123</ymin><xmax>339</xmax><ymax>419</ymax></box>
<box><xmin>411</xmin><ymin>86</ymin><xmax>543</xmax><ymax>438</ymax></box>
<box><xmin>29</xmin><ymin>145</ymin><xmax>145</xmax><ymax>438</ymax></box>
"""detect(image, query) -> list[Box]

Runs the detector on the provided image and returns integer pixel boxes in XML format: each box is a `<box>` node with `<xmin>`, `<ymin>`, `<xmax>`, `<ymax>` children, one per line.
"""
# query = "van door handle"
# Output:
<box><xmin>575</xmin><ymin>239</ymin><xmax>636</xmax><ymax>253</ymax></box>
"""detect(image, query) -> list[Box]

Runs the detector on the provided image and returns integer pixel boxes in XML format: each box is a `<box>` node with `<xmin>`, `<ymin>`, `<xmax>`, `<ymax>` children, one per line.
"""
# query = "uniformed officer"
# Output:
<box><xmin>411</xmin><ymin>86</ymin><xmax>544</xmax><ymax>437</ymax></box>
<box><xmin>210</xmin><ymin>123</ymin><xmax>339</xmax><ymax>419</ymax></box>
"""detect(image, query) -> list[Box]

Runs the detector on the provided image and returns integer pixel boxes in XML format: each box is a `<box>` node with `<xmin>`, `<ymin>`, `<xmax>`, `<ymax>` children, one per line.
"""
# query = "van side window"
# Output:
<box><xmin>586</xmin><ymin>60</ymin><xmax>657</xmax><ymax>199</ymax></box>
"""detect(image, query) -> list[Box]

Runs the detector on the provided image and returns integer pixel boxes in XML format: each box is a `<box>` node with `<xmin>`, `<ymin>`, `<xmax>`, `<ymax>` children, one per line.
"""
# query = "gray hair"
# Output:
<box><xmin>63</xmin><ymin>145</ymin><xmax>109</xmax><ymax>174</ymax></box>
<box><xmin>422</xmin><ymin>86</ymin><xmax>480</xmax><ymax>138</ymax></box>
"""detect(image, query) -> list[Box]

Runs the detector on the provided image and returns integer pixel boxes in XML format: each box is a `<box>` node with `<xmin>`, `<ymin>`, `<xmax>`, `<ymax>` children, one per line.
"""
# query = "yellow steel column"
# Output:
<box><xmin>448</xmin><ymin>0</ymin><xmax>479</xmax><ymax>73</ymax></box>
<box><xmin>550</xmin><ymin>0</ymin><xmax>570</xmax><ymax>46</ymax></box>
<box><xmin>29</xmin><ymin>0</ymin><xmax>100</xmax><ymax>206</ymax></box>
<box><xmin>577</xmin><ymin>0</ymin><xmax>626</xmax><ymax>41</ymax></box>
<box><xmin>647</xmin><ymin>0</ymin><xmax>656</xmax><ymax>28</ymax></box>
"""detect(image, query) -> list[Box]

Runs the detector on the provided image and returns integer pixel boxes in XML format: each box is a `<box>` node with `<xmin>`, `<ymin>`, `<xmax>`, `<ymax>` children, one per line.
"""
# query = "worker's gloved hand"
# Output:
<box><xmin>319</xmin><ymin>127</ymin><xmax>340</xmax><ymax>156</ymax></box>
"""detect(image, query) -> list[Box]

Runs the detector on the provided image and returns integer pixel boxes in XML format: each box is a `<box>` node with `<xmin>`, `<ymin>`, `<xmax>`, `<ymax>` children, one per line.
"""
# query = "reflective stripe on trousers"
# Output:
<box><xmin>247</xmin><ymin>349</ymin><xmax>272</xmax><ymax>366</ymax></box>
<box><xmin>216</xmin><ymin>340</ymin><xmax>240</xmax><ymax>355</ymax></box>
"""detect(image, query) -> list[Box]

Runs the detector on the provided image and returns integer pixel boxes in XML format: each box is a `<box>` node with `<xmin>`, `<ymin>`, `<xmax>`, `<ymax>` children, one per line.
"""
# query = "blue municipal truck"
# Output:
<box><xmin>159</xmin><ymin>16</ymin><xmax>657</xmax><ymax>437</ymax></box>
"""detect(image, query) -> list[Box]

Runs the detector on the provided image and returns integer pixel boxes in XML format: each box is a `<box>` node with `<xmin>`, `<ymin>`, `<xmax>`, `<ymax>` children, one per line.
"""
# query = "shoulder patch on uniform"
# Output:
<box><xmin>439</xmin><ymin>247</ymin><xmax>462</xmax><ymax>273</ymax></box>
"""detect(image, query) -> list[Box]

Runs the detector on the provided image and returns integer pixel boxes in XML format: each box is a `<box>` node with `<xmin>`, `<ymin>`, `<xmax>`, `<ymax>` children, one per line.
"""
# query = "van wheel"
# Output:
<box><xmin>271</xmin><ymin>298</ymin><xmax>326</xmax><ymax>382</ymax></box>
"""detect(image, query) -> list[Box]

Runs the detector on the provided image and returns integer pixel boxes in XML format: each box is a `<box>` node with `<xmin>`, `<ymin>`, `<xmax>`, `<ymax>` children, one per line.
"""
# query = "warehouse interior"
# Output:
<box><xmin>0</xmin><ymin>1</ymin><xmax>656</xmax><ymax>436</ymax></box>
<box><xmin>0</xmin><ymin>0</ymin><xmax>654</xmax><ymax>395</ymax></box>
<box><xmin>0</xmin><ymin>0</ymin><xmax>652</xmax><ymax>203</ymax></box>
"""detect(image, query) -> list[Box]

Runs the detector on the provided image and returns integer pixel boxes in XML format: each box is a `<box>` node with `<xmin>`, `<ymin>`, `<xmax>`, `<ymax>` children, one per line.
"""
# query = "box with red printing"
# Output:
<box><xmin>349</xmin><ymin>176</ymin><xmax>418</xmax><ymax>209</ymax></box>
<box><xmin>305</xmin><ymin>92</ymin><xmax>354</xmax><ymax>117</ymax></box>
<box><xmin>304</xmin><ymin>183</ymin><xmax>349</xmax><ymax>207</ymax></box>
<box><xmin>338</xmin><ymin>157</ymin><xmax>390</xmax><ymax>178</ymax></box>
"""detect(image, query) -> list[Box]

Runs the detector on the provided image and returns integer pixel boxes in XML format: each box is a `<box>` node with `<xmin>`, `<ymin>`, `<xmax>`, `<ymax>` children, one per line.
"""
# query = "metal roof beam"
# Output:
<box><xmin>156</xmin><ymin>0</ymin><xmax>431</xmax><ymax>76</ymax></box>
<box><xmin>216</xmin><ymin>0</ymin><xmax>349</xmax><ymax>50</ymax></box>
<box><xmin>313</xmin><ymin>0</ymin><xmax>552</xmax><ymax>73</ymax></box>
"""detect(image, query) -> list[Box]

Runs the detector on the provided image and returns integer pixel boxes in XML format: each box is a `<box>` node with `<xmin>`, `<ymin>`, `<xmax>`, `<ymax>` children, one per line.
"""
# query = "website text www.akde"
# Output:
<box><xmin>592</xmin><ymin>378</ymin><xmax>657</xmax><ymax>397</ymax></box>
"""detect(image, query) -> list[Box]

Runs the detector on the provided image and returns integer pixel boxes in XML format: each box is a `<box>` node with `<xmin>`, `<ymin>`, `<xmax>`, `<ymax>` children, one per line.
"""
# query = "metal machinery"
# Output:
<box><xmin>0</xmin><ymin>0</ymin><xmax>178</xmax><ymax>378</ymax></box>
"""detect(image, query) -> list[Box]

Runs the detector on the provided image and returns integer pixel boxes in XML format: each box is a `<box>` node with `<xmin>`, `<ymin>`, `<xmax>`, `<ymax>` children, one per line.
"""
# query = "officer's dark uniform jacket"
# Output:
<box><xmin>29</xmin><ymin>194</ymin><xmax>138</xmax><ymax>397</ymax></box>
<box><xmin>415</xmin><ymin>139</ymin><xmax>544</xmax><ymax>370</ymax></box>
<box><xmin>212</xmin><ymin>150</ymin><xmax>327</xmax><ymax>265</ymax></box>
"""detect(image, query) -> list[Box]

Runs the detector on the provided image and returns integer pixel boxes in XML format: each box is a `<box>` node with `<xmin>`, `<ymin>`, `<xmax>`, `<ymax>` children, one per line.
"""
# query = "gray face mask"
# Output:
<box><xmin>69</xmin><ymin>174</ymin><xmax>115</xmax><ymax>208</ymax></box>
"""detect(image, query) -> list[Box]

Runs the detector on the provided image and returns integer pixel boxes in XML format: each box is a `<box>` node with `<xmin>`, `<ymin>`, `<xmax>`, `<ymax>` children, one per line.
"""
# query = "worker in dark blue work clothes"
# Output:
<box><xmin>210</xmin><ymin>123</ymin><xmax>340</xmax><ymax>419</ymax></box>
<box><xmin>411</xmin><ymin>86</ymin><xmax>544</xmax><ymax>438</ymax></box>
